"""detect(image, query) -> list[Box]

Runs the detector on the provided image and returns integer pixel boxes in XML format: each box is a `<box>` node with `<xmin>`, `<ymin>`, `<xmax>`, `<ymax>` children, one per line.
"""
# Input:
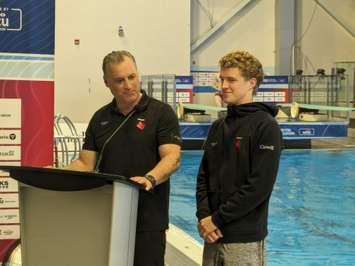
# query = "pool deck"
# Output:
<box><xmin>311</xmin><ymin>128</ymin><xmax>355</xmax><ymax>149</ymax></box>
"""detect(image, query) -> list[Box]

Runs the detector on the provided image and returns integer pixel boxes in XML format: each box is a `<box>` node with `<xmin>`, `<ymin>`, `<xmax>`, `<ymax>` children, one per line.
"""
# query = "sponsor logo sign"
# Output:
<box><xmin>0</xmin><ymin>177</ymin><xmax>18</xmax><ymax>192</ymax></box>
<box><xmin>0</xmin><ymin>146</ymin><xmax>20</xmax><ymax>161</ymax></box>
<box><xmin>298</xmin><ymin>128</ymin><xmax>315</xmax><ymax>136</ymax></box>
<box><xmin>0</xmin><ymin>6</ymin><xmax>22</xmax><ymax>31</ymax></box>
<box><xmin>0</xmin><ymin>130</ymin><xmax>21</xmax><ymax>145</ymax></box>
<box><xmin>0</xmin><ymin>193</ymin><xmax>19</xmax><ymax>208</ymax></box>
<box><xmin>0</xmin><ymin>225</ymin><xmax>20</xmax><ymax>239</ymax></box>
<box><xmin>0</xmin><ymin>99</ymin><xmax>21</xmax><ymax>128</ymax></box>
<box><xmin>0</xmin><ymin>209</ymin><xmax>19</xmax><ymax>224</ymax></box>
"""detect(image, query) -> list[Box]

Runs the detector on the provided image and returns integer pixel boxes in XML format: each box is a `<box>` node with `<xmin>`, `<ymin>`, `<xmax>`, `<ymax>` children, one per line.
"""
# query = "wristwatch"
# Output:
<box><xmin>144</xmin><ymin>174</ymin><xmax>157</xmax><ymax>188</ymax></box>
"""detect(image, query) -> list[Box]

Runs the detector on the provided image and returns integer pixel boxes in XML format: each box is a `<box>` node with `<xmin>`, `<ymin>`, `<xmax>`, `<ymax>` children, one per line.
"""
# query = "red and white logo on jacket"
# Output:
<box><xmin>136</xmin><ymin>118</ymin><xmax>145</xmax><ymax>130</ymax></box>
<box><xmin>234</xmin><ymin>137</ymin><xmax>243</xmax><ymax>150</ymax></box>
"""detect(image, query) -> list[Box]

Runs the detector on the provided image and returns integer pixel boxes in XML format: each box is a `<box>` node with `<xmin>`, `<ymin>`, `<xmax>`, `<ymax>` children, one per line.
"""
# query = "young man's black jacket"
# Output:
<box><xmin>196</xmin><ymin>102</ymin><xmax>282</xmax><ymax>243</ymax></box>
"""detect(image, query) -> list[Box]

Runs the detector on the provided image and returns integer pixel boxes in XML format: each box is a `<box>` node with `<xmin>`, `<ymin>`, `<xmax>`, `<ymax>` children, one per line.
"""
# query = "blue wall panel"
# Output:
<box><xmin>0</xmin><ymin>0</ymin><xmax>54</xmax><ymax>54</ymax></box>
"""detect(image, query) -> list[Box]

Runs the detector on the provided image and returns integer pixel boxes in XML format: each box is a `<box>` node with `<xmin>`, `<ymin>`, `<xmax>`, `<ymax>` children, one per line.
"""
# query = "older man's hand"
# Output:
<box><xmin>130</xmin><ymin>176</ymin><xmax>154</xmax><ymax>191</ymax></box>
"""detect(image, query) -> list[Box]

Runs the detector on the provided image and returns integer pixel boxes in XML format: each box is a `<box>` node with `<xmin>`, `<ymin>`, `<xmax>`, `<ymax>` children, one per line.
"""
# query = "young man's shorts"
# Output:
<box><xmin>202</xmin><ymin>240</ymin><xmax>266</xmax><ymax>266</ymax></box>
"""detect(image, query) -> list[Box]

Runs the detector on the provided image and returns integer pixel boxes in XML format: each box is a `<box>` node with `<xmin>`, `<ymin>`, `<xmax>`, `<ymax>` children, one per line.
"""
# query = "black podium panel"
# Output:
<box><xmin>0</xmin><ymin>166</ymin><xmax>139</xmax><ymax>191</ymax></box>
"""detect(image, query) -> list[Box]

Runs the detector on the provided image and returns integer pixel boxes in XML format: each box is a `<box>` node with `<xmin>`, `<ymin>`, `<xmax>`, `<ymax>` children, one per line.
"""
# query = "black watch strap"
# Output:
<box><xmin>144</xmin><ymin>174</ymin><xmax>157</xmax><ymax>188</ymax></box>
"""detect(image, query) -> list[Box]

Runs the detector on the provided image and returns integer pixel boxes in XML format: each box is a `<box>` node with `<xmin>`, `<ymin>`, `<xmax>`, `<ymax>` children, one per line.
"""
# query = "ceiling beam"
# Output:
<box><xmin>315</xmin><ymin>0</ymin><xmax>355</xmax><ymax>38</ymax></box>
<box><xmin>191</xmin><ymin>0</ymin><xmax>255</xmax><ymax>53</ymax></box>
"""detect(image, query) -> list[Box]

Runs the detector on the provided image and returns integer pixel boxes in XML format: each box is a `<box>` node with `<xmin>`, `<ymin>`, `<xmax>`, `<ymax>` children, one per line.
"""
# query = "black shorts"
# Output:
<box><xmin>134</xmin><ymin>230</ymin><xmax>166</xmax><ymax>266</ymax></box>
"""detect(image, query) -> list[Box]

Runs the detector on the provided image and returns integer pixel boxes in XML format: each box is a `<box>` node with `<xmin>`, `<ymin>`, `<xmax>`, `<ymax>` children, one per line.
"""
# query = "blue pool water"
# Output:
<box><xmin>169</xmin><ymin>149</ymin><xmax>355</xmax><ymax>266</ymax></box>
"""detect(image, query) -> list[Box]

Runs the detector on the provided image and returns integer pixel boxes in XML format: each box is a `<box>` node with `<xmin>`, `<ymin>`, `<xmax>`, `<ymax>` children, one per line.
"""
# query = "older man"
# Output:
<box><xmin>67</xmin><ymin>50</ymin><xmax>181</xmax><ymax>266</ymax></box>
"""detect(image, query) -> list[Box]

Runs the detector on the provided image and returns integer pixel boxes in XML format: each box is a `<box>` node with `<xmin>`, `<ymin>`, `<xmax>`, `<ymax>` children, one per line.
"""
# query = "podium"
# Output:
<box><xmin>0</xmin><ymin>166</ymin><xmax>141</xmax><ymax>266</ymax></box>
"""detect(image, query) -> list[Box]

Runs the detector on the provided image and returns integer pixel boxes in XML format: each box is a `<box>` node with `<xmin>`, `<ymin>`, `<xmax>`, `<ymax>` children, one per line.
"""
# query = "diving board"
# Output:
<box><xmin>279</xmin><ymin>103</ymin><xmax>355</xmax><ymax>112</ymax></box>
<box><xmin>180</xmin><ymin>103</ymin><xmax>226</xmax><ymax>112</ymax></box>
<box><xmin>183</xmin><ymin>102</ymin><xmax>355</xmax><ymax>113</ymax></box>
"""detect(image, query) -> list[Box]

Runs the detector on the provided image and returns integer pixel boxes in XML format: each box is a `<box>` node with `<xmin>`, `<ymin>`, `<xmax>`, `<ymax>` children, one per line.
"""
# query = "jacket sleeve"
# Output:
<box><xmin>196</xmin><ymin>152</ymin><xmax>211</xmax><ymax>221</ymax></box>
<box><xmin>211</xmin><ymin>120</ymin><xmax>282</xmax><ymax>228</ymax></box>
<box><xmin>195</xmin><ymin>122</ymin><xmax>219</xmax><ymax>221</ymax></box>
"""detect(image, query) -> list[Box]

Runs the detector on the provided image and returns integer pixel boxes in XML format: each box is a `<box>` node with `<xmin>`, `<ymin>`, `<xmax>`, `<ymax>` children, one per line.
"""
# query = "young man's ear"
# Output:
<box><xmin>104</xmin><ymin>76</ymin><xmax>109</xmax><ymax>87</ymax></box>
<box><xmin>249</xmin><ymin>78</ymin><xmax>257</xmax><ymax>91</ymax></box>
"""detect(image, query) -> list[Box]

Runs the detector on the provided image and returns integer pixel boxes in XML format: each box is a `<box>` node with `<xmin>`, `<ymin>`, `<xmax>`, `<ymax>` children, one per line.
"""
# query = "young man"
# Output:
<box><xmin>196</xmin><ymin>51</ymin><xmax>282</xmax><ymax>265</ymax></box>
<box><xmin>67</xmin><ymin>50</ymin><xmax>181</xmax><ymax>266</ymax></box>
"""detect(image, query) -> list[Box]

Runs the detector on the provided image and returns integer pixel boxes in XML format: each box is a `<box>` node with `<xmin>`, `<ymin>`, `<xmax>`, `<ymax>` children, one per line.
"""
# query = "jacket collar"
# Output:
<box><xmin>109</xmin><ymin>90</ymin><xmax>149</xmax><ymax>114</ymax></box>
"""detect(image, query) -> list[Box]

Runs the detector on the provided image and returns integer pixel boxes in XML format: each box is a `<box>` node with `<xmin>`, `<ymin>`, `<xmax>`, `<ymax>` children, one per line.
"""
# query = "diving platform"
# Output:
<box><xmin>180</xmin><ymin>121</ymin><xmax>349</xmax><ymax>140</ymax></box>
<box><xmin>180</xmin><ymin>121</ymin><xmax>349</xmax><ymax>150</ymax></box>
<box><xmin>179</xmin><ymin>102</ymin><xmax>353</xmax><ymax>142</ymax></box>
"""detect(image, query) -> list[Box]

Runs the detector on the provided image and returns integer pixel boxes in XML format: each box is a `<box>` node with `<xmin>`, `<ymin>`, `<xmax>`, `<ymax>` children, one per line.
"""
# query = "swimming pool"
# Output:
<box><xmin>169</xmin><ymin>149</ymin><xmax>355</xmax><ymax>266</ymax></box>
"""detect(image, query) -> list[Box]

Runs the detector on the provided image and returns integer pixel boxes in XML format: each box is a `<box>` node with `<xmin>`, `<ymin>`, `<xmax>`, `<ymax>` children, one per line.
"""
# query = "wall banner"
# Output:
<box><xmin>0</xmin><ymin>0</ymin><xmax>55</xmax><ymax>262</ymax></box>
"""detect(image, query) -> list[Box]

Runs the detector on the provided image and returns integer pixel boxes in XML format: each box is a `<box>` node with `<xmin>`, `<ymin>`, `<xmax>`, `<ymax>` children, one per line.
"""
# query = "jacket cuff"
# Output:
<box><xmin>211</xmin><ymin>212</ymin><xmax>226</xmax><ymax>228</ymax></box>
<box><xmin>197</xmin><ymin>213</ymin><xmax>210</xmax><ymax>222</ymax></box>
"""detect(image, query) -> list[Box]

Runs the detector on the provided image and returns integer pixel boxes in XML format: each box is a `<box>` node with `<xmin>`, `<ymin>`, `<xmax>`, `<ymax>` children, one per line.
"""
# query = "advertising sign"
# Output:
<box><xmin>0</xmin><ymin>0</ymin><xmax>55</xmax><ymax>261</ymax></box>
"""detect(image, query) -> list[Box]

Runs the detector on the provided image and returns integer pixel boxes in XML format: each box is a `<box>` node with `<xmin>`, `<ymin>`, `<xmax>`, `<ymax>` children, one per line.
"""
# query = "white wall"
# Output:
<box><xmin>190</xmin><ymin>0</ymin><xmax>275</xmax><ymax>73</ymax></box>
<box><xmin>191</xmin><ymin>0</ymin><xmax>355</xmax><ymax>75</ymax></box>
<box><xmin>295</xmin><ymin>0</ymin><xmax>355</xmax><ymax>74</ymax></box>
<box><xmin>55</xmin><ymin>0</ymin><xmax>190</xmax><ymax>122</ymax></box>
<box><xmin>54</xmin><ymin>0</ymin><xmax>355</xmax><ymax>123</ymax></box>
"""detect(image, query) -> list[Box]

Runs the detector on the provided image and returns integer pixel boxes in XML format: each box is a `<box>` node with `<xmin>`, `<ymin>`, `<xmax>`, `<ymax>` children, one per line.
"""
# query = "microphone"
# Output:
<box><xmin>94</xmin><ymin>110</ymin><xmax>136</xmax><ymax>172</ymax></box>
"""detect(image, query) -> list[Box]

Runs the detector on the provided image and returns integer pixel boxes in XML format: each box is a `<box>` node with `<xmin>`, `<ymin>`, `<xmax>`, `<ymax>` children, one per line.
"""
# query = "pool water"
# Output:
<box><xmin>169</xmin><ymin>149</ymin><xmax>355</xmax><ymax>266</ymax></box>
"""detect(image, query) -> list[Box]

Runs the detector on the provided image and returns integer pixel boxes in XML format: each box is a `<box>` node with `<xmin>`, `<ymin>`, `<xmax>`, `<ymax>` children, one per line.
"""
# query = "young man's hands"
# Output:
<box><xmin>198</xmin><ymin>216</ymin><xmax>223</xmax><ymax>243</ymax></box>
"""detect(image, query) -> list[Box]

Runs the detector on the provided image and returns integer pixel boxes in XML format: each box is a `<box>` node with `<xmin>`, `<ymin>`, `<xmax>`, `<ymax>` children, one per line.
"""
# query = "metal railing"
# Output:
<box><xmin>141</xmin><ymin>74</ymin><xmax>176</xmax><ymax>110</ymax></box>
<box><xmin>288</xmin><ymin>73</ymin><xmax>350</xmax><ymax>119</ymax></box>
<box><xmin>53</xmin><ymin>114</ymin><xmax>83</xmax><ymax>167</ymax></box>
